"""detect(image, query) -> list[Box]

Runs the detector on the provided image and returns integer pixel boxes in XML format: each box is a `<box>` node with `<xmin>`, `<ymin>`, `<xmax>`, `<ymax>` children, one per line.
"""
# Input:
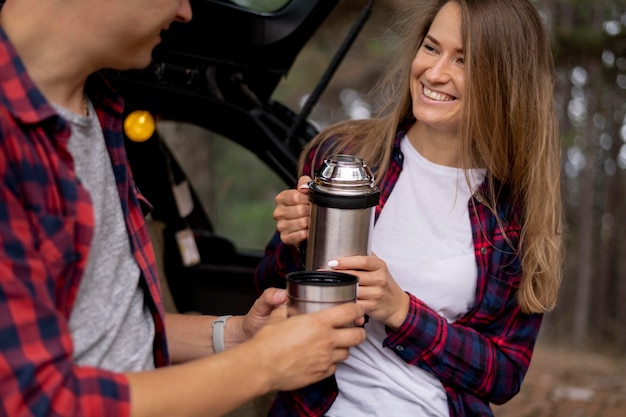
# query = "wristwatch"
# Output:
<box><xmin>212</xmin><ymin>315</ymin><xmax>233</xmax><ymax>353</ymax></box>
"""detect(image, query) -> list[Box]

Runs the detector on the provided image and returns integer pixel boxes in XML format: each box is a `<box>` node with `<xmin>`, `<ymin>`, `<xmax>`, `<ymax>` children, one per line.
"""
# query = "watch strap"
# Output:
<box><xmin>212</xmin><ymin>315</ymin><xmax>233</xmax><ymax>353</ymax></box>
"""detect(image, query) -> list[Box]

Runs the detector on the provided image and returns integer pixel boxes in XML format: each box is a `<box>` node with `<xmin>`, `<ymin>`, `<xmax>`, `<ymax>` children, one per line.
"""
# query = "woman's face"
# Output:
<box><xmin>409</xmin><ymin>1</ymin><xmax>464</xmax><ymax>135</ymax></box>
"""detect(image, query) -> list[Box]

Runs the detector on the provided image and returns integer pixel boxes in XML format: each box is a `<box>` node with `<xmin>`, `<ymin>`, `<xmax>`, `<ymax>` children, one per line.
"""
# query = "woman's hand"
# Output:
<box><xmin>273</xmin><ymin>175</ymin><xmax>312</xmax><ymax>247</ymax></box>
<box><xmin>328</xmin><ymin>254</ymin><xmax>410</xmax><ymax>330</ymax></box>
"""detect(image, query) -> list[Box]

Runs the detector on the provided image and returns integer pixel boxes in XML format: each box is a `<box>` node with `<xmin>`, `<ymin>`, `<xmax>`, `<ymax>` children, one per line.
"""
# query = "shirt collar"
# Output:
<box><xmin>0</xmin><ymin>26</ymin><xmax>125</xmax><ymax>124</ymax></box>
<box><xmin>0</xmin><ymin>26</ymin><xmax>58</xmax><ymax>124</ymax></box>
<box><xmin>86</xmin><ymin>72</ymin><xmax>125</xmax><ymax>117</ymax></box>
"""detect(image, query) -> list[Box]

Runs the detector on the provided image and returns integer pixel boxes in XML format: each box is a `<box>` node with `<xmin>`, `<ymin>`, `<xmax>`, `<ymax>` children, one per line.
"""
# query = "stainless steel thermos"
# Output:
<box><xmin>305</xmin><ymin>154</ymin><xmax>380</xmax><ymax>270</ymax></box>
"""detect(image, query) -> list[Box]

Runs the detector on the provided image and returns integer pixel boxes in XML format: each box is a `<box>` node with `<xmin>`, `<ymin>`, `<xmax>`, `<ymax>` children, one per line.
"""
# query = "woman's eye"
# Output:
<box><xmin>423</xmin><ymin>44</ymin><xmax>436</xmax><ymax>53</ymax></box>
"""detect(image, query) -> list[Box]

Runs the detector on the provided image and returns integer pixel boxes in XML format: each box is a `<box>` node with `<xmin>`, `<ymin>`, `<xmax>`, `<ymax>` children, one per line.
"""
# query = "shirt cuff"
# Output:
<box><xmin>383</xmin><ymin>293</ymin><xmax>445</xmax><ymax>364</ymax></box>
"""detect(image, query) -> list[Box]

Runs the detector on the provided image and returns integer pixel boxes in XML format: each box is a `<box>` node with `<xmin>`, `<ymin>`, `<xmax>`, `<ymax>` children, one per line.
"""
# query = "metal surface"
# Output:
<box><xmin>305</xmin><ymin>155</ymin><xmax>379</xmax><ymax>270</ymax></box>
<box><xmin>305</xmin><ymin>204</ymin><xmax>375</xmax><ymax>270</ymax></box>
<box><xmin>286</xmin><ymin>271</ymin><xmax>357</xmax><ymax>315</ymax></box>
<box><xmin>310</xmin><ymin>154</ymin><xmax>377</xmax><ymax>195</ymax></box>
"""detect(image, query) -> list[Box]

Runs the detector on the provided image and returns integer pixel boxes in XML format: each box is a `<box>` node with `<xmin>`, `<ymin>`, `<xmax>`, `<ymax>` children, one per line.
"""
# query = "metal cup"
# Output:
<box><xmin>286</xmin><ymin>270</ymin><xmax>358</xmax><ymax>319</ymax></box>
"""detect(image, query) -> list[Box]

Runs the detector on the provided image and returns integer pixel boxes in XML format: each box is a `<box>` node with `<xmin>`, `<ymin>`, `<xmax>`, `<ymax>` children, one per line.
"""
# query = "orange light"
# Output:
<box><xmin>124</xmin><ymin>110</ymin><xmax>156</xmax><ymax>142</ymax></box>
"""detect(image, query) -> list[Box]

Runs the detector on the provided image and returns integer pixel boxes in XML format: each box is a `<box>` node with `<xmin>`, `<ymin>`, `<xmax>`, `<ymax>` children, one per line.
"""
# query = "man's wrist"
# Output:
<box><xmin>212</xmin><ymin>315</ymin><xmax>233</xmax><ymax>353</ymax></box>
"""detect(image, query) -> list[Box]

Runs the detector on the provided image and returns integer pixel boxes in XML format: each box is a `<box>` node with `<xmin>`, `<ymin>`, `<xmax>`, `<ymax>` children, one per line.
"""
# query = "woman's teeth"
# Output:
<box><xmin>423</xmin><ymin>86</ymin><xmax>454</xmax><ymax>102</ymax></box>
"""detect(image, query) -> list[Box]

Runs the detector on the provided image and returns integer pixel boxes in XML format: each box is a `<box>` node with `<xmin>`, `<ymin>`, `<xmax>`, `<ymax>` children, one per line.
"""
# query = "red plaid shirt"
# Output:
<box><xmin>255</xmin><ymin>124</ymin><xmax>543</xmax><ymax>416</ymax></box>
<box><xmin>0</xmin><ymin>27</ymin><xmax>168</xmax><ymax>417</ymax></box>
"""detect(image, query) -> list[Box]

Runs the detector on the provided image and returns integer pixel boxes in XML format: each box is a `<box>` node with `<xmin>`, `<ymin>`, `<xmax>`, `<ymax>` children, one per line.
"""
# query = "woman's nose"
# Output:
<box><xmin>425</xmin><ymin>58</ymin><xmax>451</xmax><ymax>83</ymax></box>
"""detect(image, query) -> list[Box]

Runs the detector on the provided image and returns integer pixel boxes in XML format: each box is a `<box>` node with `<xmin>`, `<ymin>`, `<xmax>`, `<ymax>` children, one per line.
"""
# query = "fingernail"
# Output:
<box><xmin>298</xmin><ymin>183</ymin><xmax>309</xmax><ymax>189</ymax></box>
<box><xmin>327</xmin><ymin>260</ymin><xmax>339</xmax><ymax>268</ymax></box>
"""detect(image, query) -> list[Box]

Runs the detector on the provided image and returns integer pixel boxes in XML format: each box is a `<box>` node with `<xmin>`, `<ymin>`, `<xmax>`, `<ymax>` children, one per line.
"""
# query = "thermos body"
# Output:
<box><xmin>306</xmin><ymin>204</ymin><xmax>375</xmax><ymax>270</ymax></box>
<box><xmin>305</xmin><ymin>154</ymin><xmax>380</xmax><ymax>270</ymax></box>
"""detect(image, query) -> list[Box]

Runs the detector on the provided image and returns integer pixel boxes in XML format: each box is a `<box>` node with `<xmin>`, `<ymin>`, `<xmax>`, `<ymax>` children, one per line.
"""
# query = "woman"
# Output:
<box><xmin>255</xmin><ymin>0</ymin><xmax>563</xmax><ymax>416</ymax></box>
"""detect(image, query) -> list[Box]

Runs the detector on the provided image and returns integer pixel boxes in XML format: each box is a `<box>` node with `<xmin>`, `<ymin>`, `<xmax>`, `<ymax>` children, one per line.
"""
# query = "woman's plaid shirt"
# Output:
<box><xmin>255</xmin><ymin>125</ymin><xmax>543</xmax><ymax>417</ymax></box>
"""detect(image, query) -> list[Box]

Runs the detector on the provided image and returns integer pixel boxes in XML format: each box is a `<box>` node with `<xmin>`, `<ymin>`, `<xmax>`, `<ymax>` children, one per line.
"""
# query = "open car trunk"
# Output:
<box><xmin>105</xmin><ymin>0</ymin><xmax>373</xmax><ymax>314</ymax></box>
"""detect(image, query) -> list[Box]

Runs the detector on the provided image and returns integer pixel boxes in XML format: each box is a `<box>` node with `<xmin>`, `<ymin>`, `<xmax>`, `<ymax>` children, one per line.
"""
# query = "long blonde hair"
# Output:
<box><xmin>298</xmin><ymin>0</ymin><xmax>563</xmax><ymax>314</ymax></box>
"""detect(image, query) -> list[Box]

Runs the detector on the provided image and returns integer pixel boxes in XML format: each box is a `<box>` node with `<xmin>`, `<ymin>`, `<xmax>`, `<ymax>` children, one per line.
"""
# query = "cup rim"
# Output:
<box><xmin>286</xmin><ymin>270</ymin><xmax>358</xmax><ymax>285</ymax></box>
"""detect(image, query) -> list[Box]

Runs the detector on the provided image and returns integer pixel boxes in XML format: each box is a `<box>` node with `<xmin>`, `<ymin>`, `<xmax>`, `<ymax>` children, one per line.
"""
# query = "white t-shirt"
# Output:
<box><xmin>327</xmin><ymin>136</ymin><xmax>486</xmax><ymax>417</ymax></box>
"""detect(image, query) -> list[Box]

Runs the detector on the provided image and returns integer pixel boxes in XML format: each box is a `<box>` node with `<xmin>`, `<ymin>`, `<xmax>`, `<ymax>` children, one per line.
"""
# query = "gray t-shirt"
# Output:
<box><xmin>54</xmin><ymin>100</ymin><xmax>155</xmax><ymax>372</ymax></box>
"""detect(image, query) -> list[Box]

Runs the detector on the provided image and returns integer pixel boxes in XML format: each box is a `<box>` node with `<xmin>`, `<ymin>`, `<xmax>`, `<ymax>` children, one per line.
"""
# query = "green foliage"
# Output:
<box><xmin>208</xmin><ymin>137</ymin><xmax>287</xmax><ymax>250</ymax></box>
<box><xmin>228</xmin><ymin>0</ymin><xmax>290</xmax><ymax>13</ymax></box>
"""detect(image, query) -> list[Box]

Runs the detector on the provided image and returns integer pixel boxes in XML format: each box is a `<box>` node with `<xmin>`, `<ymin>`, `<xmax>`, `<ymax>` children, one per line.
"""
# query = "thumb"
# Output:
<box><xmin>297</xmin><ymin>175</ymin><xmax>312</xmax><ymax>194</ymax></box>
<box><xmin>252</xmin><ymin>288</ymin><xmax>287</xmax><ymax>317</ymax></box>
<box><xmin>263</xmin><ymin>287</ymin><xmax>287</xmax><ymax>306</ymax></box>
<box><xmin>266</xmin><ymin>305</ymin><xmax>288</xmax><ymax>325</ymax></box>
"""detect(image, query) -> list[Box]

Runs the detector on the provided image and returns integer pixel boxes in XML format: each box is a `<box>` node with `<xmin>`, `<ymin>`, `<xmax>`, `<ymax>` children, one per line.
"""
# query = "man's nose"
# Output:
<box><xmin>176</xmin><ymin>0</ymin><xmax>193</xmax><ymax>23</ymax></box>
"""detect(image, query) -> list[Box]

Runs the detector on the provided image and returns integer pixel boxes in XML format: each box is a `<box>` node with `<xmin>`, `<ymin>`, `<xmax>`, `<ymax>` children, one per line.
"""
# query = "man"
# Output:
<box><xmin>0</xmin><ymin>1</ymin><xmax>365</xmax><ymax>416</ymax></box>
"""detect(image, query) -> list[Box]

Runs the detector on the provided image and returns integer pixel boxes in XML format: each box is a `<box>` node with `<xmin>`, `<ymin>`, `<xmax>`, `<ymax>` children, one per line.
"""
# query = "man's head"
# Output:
<box><xmin>0</xmin><ymin>0</ymin><xmax>192</xmax><ymax>73</ymax></box>
<box><xmin>86</xmin><ymin>0</ymin><xmax>193</xmax><ymax>70</ymax></box>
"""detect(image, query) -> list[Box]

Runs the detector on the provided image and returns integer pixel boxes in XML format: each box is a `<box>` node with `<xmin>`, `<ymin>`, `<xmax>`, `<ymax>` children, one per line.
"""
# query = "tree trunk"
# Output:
<box><xmin>572</xmin><ymin>143</ymin><xmax>594</xmax><ymax>349</ymax></box>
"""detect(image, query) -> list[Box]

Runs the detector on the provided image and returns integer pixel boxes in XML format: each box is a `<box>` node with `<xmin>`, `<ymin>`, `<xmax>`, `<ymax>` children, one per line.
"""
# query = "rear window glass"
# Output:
<box><xmin>225</xmin><ymin>0</ymin><xmax>290</xmax><ymax>13</ymax></box>
<box><xmin>157</xmin><ymin>121</ymin><xmax>287</xmax><ymax>251</ymax></box>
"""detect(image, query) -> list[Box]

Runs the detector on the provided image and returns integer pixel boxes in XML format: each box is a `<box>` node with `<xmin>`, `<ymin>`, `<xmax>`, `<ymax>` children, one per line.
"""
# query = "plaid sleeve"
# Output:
<box><xmin>383</xmin><ymin>291</ymin><xmax>541</xmax><ymax>405</ymax></box>
<box><xmin>0</xmin><ymin>146</ymin><xmax>131</xmax><ymax>417</ymax></box>
<box><xmin>383</xmin><ymin>197</ymin><xmax>541</xmax><ymax>405</ymax></box>
<box><xmin>254</xmin><ymin>231</ymin><xmax>303</xmax><ymax>294</ymax></box>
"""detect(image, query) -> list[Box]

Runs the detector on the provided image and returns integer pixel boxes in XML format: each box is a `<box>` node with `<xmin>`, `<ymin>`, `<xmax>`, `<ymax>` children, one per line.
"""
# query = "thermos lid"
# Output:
<box><xmin>309</xmin><ymin>154</ymin><xmax>380</xmax><ymax>209</ymax></box>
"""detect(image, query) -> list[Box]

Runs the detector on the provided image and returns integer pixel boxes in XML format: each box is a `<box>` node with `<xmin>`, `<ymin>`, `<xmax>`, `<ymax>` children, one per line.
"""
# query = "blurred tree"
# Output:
<box><xmin>536</xmin><ymin>0</ymin><xmax>626</xmax><ymax>351</ymax></box>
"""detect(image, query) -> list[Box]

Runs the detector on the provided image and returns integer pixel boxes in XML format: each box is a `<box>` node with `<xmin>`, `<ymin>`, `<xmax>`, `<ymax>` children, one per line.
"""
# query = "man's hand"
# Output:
<box><xmin>239</xmin><ymin>288</ymin><xmax>288</xmax><ymax>341</ymax></box>
<box><xmin>247</xmin><ymin>301</ymin><xmax>367</xmax><ymax>392</ymax></box>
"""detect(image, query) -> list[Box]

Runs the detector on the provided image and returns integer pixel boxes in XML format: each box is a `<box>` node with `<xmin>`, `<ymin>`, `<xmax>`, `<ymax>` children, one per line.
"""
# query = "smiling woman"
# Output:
<box><xmin>255</xmin><ymin>0</ymin><xmax>564</xmax><ymax>416</ymax></box>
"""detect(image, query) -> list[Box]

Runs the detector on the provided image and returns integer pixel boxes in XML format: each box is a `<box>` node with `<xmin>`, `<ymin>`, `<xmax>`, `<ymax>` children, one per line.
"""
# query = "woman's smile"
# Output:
<box><xmin>422</xmin><ymin>84</ymin><xmax>457</xmax><ymax>102</ymax></box>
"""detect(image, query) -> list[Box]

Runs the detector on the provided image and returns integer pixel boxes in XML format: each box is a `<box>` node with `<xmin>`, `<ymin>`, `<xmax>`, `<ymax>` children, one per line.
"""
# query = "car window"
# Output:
<box><xmin>223</xmin><ymin>0</ymin><xmax>291</xmax><ymax>13</ymax></box>
<box><xmin>157</xmin><ymin>121</ymin><xmax>287</xmax><ymax>251</ymax></box>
